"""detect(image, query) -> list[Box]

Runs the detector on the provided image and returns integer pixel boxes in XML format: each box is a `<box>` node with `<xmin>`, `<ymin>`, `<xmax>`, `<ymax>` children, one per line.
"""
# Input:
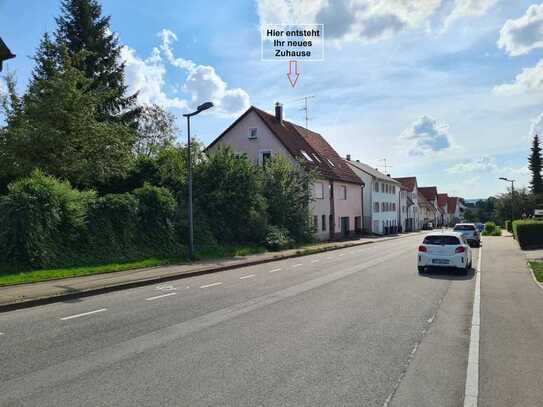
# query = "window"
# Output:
<box><xmin>423</xmin><ymin>235</ymin><xmax>460</xmax><ymax>245</ymax></box>
<box><xmin>393</xmin><ymin>186</ymin><xmax>396</xmax><ymax>194</ymax></box>
<box><xmin>249</xmin><ymin>127</ymin><xmax>258</xmax><ymax>140</ymax></box>
<box><xmin>259</xmin><ymin>150</ymin><xmax>272</xmax><ymax>166</ymax></box>
<box><xmin>312</xmin><ymin>154</ymin><xmax>321</xmax><ymax>163</ymax></box>
<box><xmin>339</xmin><ymin>185</ymin><xmax>347</xmax><ymax>200</ymax></box>
<box><xmin>322</xmin><ymin>215</ymin><xmax>326</xmax><ymax>231</ymax></box>
<box><xmin>327</xmin><ymin>158</ymin><xmax>335</xmax><ymax>167</ymax></box>
<box><xmin>313</xmin><ymin>215</ymin><xmax>318</xmax><ymax>230</ymax></box>
<box><xmin>301</xmin><ymin>150</ymin><xmax>313</xmax><ymax>162</ymax></box>
<box><xmin>381</xmin><ymin>183</ymin><xmax>385</xmax><ymax>193</ymax></box>
<box><xmin>373</xmin><ymin>220</ymin><xmax>379</xmax><ymax>233</ymax></box>
<box><xmin>314</xmin><ymin>182</ymin><xmax>324</xmax><ymax>199</ymax></box>
<box><xmin>374</xmin><ymin>182</ymin><xmax>379</xmax><ymax>192</ymax></box>
<box><xmin>374</xmin><ymin>202</ymin><xmax>380</xmax><ymax>212</ymax></box>
<box><xmin>381</xmin><ymin>202</ymin><xmax>385</xmax><ymax>211</ymax></box>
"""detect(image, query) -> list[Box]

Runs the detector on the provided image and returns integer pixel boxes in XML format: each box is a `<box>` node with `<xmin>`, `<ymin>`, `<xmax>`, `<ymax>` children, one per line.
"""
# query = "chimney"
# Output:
<box><xmin>275</xmin><ymin>102</ymin><xmax>283</xmax><ymax>125</ymax></box>
<box><xmin>346</xmin><ymin>154</ymin><xmax>351</xmax><ymax>161</ymax></box>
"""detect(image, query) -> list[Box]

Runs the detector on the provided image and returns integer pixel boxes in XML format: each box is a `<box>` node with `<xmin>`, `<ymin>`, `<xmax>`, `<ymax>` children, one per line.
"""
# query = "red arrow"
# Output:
<box><xmin>287</xmin><ymin>60</ymin><xmax>300</xmax><ymax>88</ymax></box>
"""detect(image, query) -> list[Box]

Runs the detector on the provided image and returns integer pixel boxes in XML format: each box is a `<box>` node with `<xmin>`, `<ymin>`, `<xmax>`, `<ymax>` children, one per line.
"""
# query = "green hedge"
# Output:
<box><xmin>0</xmin><ymin>173</ymin><xmax>183</xmax><ymax>271</ymax></box>
<box><xmin>505</xmin><ymin>220</ymin><xmax>511</xmax><ymax>232</ymax></box>
<box><xmin>482</xmin><ymin>222</ymin><xmax>501</xmax><ymax>236</ymax></box>
<box><xmin>513</xmin><ymin>220</ymin><xmax>543</xmax><ymax>249</ymax></box>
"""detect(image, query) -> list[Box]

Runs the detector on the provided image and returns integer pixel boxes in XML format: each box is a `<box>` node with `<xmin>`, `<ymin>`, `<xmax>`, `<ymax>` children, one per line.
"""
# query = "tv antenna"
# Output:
<box><xmin>379</xmin><ymin>158</ymin><xmax>392</xmax><ymax>174</ymax></box>
<box><xmin>292</xmin><ymin>95</ymin><xmax>315</xmax><ymax>130</ymax></box>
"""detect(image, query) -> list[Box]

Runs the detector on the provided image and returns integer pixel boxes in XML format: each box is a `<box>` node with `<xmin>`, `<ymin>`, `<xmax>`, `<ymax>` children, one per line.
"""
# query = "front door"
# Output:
<box><xmin>340</xmin><ymin>217</ymin><xmax>349</xmax><ymax>237</ymax></box>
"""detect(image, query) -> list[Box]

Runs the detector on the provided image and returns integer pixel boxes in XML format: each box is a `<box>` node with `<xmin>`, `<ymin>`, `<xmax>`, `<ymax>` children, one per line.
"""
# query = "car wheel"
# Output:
<box><xmin>418</xmin><ymin>266</ymin><xmax>425</xmax><ymax>274</ymax></box>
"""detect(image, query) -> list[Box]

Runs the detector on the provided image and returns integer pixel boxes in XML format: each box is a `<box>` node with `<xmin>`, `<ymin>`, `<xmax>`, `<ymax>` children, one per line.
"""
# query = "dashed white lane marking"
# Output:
<box><xmin>0</xmin><ymin>332</ymin><xmax>4</xmax><ymax>336</ymax></box>
<box><xmin>269</xmin><ymin>268</ymin><xmax>281</xmax><ymax>273</ymax></box>
<box><xmin>337</xmin><ymin>253</ymin><xmax>345</xmax><ymax>257</ymax></box>
<box><xmin>60</xmin><ymin>308</ymin><xmax>107</xmax><ymax>321</ymax></box>
<box><xmin>464</xmin><ymin>249</ymin><xmax>482</xmax><ymax>407</ymax></box>
<box><xmin>292</xmin><ymin>263</ymin><xmax>303</xmax><ymax>268</ymax></box>
<box><xmin>200</xmin><ymin>282</ymin><xmax>222</xmax><ymax>289</ymax></box>
<box><xmin>326</xmin><ymin>256</ymin><xmax>334</xmax><ymax>260</ymax></box>
<box><xmin>311</xmin><ymin>259</ymin><xmax>320</xmax><ymax>263</ymax></box>
<box><xmin>239</xmin><ymin>274</ymin><xmax>255</xmax><ymax>280</ymax></box>
<box><xmin>146</xmin><ymin>292</ymin><xmax>177</xmax><ymax>301</ymax></box>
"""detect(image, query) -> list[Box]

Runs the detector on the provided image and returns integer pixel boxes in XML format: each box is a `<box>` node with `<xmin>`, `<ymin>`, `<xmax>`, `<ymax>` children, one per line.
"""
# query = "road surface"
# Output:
<box><xmin>0</xmin><ymin>234</ymin><xmax>477</xmax><ymax>406</ymax></box>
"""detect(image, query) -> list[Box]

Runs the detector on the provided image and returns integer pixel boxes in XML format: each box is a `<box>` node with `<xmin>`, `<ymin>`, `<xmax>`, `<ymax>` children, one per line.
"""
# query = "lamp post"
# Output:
<box><xmin>499</xmin><ymin>177</ymin><xmax>515</xmax><ymax>225</ymax></box>
<box><xmin>183</xmin><ymin>101</ymin><xmax>213</xmax><ymax>260</ymax></box>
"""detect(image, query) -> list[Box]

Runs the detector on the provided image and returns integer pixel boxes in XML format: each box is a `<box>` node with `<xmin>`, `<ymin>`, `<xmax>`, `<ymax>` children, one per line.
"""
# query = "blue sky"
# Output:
<box><xmin>2</xmin><ymin>0</ymin><xmax>543</xmax><ymax>198</ymax></box>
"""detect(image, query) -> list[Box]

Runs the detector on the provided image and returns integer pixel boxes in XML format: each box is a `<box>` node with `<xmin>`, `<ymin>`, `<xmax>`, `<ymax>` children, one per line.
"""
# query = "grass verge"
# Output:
<box><xmin>0</xmin><ymin>244</ymin><xmax>266</xmax><ymax>286</ymax></box>
<box><xmin>529</xmin><ymin>261</ymin><xmax>543</xmax><ymax>283</ymax></box>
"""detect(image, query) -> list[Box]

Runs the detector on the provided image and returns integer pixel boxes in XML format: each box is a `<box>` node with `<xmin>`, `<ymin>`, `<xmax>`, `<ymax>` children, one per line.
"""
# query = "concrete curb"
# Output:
<box><xmin>0</xmin><ymin>233</ymin><xmax>420</xmax><ymax>312</ymax></box>
<box><xmin>527</xmin><ymin>262</ymin><xmax>543</xmax><ymax>293</ymax></box>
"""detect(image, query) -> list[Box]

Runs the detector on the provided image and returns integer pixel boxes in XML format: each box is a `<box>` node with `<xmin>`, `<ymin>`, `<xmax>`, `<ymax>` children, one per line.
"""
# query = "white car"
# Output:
<box><xmin>452</xmin><ymin>223</ymin><xmax>481</xmax><ymax>247</ymax></box>
<box><xmin>417</xmin><ymin>231</ymin><xmax>472</xmax><ymax>274</ymax></box>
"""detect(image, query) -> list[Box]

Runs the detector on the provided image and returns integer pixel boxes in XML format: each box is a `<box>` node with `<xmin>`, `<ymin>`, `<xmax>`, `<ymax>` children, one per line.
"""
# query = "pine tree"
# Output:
<box><xmin>529</xmin><ymin>134</ymin><xmax>543</xmax><ymax>195</ymax></box>
<box><xmin>54</xmin><ymin>0</ymin><xmax>138</xmax><ymax>122</ymax></box>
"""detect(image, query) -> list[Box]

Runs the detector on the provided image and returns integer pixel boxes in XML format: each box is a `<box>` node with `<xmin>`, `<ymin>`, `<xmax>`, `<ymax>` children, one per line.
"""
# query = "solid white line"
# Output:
<box><xmin>269</xmin><ymin>268</ymin><xmax>281</xmax><ymax>273</ymax></box>
<box><xmin>292</xmin><ymin>263</ymin><xmax>303</xmax><ymax>268</ymax></box>
<box><xmin>239</xmin><ymin>274</ymin><xmax>255</xmax><ymax>280</ymax></box>
<box><xmin>200</xmin><ymin>282</ymin><xmax>222</xmax><ymax>289</ymax></box>
<box><xmin>60</xmin><ymin>308</ymin><xmax>107</xmax><ymax>321</ymax></box>
<box><xmin>146</xmin><ymin>292</ymin><xmax>177</xmax><ymax>301</ymax></box>
<box><xmin>311</xmin><ymin>259</ymin><xmax>320</xmax><ymax>263</ymax></box>
<box><xmin>464</xmin><ymin>248</ymin><xmax>482</xmax><ymax>407</ymax></box>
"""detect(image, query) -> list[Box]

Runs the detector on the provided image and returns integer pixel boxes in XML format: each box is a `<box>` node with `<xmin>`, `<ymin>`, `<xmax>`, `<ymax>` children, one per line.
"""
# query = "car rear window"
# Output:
<box><xmin>423</xmin><ymin>235</ymin><xmax>461</xmax><ymax>245</ymax></box>
<box><xmin>453</xmin><ymin>225</ymin><xmax>475</xmax><ymax>231</ymax></box>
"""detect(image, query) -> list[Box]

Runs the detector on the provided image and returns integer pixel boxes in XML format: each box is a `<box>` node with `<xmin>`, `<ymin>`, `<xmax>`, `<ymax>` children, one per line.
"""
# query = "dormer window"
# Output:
<box><xmin>249</xmin><ymin>127</ymin><xmax>258</xmax><ymax>140</ymax></box>
<box><xmin>312</xmin><ymin>154</ymin><xmax>321</xmax><ymax>163</ymax></box>
<box><xmin>327</xmin><ymin>158</ymin><xmax>335</xmax><ymax>167</ymax></box>
<box><xmin>301</xmin><ymin>150</ymin><xmax>313</xmax><ymax>162</ymax></box>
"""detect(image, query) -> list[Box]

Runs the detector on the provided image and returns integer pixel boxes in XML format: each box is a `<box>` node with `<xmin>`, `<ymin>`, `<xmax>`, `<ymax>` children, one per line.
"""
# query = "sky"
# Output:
<box><xmin>1</xmin><ymin>0</ymin><xmax>543</xmax><ymax>199</ymax></box>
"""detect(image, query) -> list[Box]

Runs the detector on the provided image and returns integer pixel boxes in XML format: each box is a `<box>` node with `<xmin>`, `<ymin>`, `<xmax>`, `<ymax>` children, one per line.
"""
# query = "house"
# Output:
<box><xmin>398</xmin><ymin>184</ymin><xmax>414</xmax><ymax>233</ymax></box>
<box><xmin>207</xmin><ymin>103</ymin><xmax>364</xmax><ymax>240</ymax></box>
<box><xmin>0</xmin><ymin>38</ymin><xmax>15</xmax><ymax>72</ymax></box>
<box><xmin>447</xmin><ymin>196</ymin><xmax>465</xmax><ymax>224</ymax></box>
<box><xmin>418</xmin><ymin>191</ymin><xmax>437</xmax><ymax>228</ymax></box>
<box><xmin>437</xmin><ymin>193</ymin><xmax>450</xmax><ymax>226</ymax></box>
<box><xmin>394</xmin><ymin>177</ymin><xmax>420</xmax><ymax>231</ymax></box>
<box><xmin>345</xmin><ymin>159</ymin><xmax>401</xmax><ymax>235</ymax></box>
<box><xmin>418</xmin><ymin>186</ymin><xmax>440</xmax><ymax>226</ymax></box>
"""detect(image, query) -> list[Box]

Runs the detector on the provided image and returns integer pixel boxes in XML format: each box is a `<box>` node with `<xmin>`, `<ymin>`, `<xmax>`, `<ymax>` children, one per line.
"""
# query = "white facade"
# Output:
<box><xmin>346</xmin><ymin>160</ymin><xmax>400</xmax><ymax>235</ymax></box>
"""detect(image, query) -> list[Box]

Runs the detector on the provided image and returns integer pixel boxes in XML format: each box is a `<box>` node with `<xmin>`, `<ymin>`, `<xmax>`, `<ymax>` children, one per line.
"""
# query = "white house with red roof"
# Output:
<box><xmin>206</xmin><ymin>103</ymin><xmax>364</xmax><ymax>241</ymax></box>
<box><xmin>394</xmin><ymin>177</ymin><xmax>421</xmax><ymax>231</ymax></box>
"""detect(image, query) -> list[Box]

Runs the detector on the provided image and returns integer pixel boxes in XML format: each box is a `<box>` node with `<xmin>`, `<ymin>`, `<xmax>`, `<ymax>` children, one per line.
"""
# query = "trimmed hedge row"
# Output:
<box><xmin>0</xmin><ymin>171</ymin><xmax>183</xmax><ymax>270</ymax></box>
<box><xmin>512</xmin><ymin>220</ymin><xmax>543</xmax><ymax>250</ymax></box>
<box><xmin>482</xmin><ymin>222</ymin><xmax>501</xmax><ymax>236</ymax></box>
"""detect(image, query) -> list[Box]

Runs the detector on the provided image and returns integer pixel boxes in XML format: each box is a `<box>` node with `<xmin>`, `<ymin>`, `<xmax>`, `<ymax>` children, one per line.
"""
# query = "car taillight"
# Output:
<box><xmin>418</xmin><ymin>245</ymin><xmax>427</xmax><ymax>252</ymax></box>
<box><xmin>455</xmin><ymin>246</ymin><xmax>465</xmax><ymax>253</ymax></box>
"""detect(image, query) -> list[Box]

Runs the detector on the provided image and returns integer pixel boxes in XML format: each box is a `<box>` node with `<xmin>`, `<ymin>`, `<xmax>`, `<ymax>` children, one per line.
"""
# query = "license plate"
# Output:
<box><xmin>432</xmin><ymin>259</ymin><xmax>450</xmax><ymax>264</ymax></box>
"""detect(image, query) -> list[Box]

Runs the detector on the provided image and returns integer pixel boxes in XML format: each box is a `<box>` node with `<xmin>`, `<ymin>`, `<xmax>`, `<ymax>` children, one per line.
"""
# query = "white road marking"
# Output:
<box><xmin>0</xmin><ymin>332</ymin><xmax>4</xmax><ymax>336</ymax></box>
<box><xmin>292</xmin><ymin>263</ymin><xmax>303</xmax><ymax>268</ymax></box>
<box><xmin>146</xmin><ymin>292</ymin><xmax>177</xmax><ymax>301</ymax></box>
<box><xmin>60</xmin><ymin>308</ymin><xmax>107</xmax><ymax>321</ymax></box>
<box><xmin>326</xmin><ymin>256</ymin><xmax>334</xmax><ymax>260</ymax></box>
<box><xmin>337</xmin><ymin>253</ymin><xmax>345</xmax><ymax>257</ymax></box>
<box><xmin>155</xmin><ymin>284</ymin><xmax>176</xmax><ymax>291</ymax></box>
<box><xmin>239</xmin><ymin>274</ymin><xmax>255</xmax><ymax>280</ymax></box>
<box><xmin>200</xmin><ymin>282</ymin><xmax>222</xmax><ymax>289</ymax></box>
<box><xmin>269</xmin><ymin>268</ymin><xmax>281</xmax><ymax>273</ymax></box>
<box><xmin>311</xmin><ymin>259</ymin><xmax>320</xmax><ymax>263</ymax></box>
<box><xmin>464</xmin><ymin>249</ymin><xmax>482</xmax><ymax>407</ymax></box>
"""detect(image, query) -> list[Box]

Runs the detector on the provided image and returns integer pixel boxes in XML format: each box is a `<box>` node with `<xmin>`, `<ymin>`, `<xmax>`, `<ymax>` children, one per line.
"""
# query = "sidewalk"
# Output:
<box><xmin>479</xmin><ymin>235</ymin><xmax>543</xmax><ymax>407</ymax></box>
<box><xmin>0</xmin><ymin>232</ymin><xmax>422</xmax><ymax>311</ymax></box>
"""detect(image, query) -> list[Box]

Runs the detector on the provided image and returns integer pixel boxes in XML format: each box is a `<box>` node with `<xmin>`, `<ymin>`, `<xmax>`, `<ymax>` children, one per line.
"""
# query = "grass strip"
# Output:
<box><xmin>529</xmin><ymin>261</ymin><xmax>543</xmax><ymax>283</ymax></box>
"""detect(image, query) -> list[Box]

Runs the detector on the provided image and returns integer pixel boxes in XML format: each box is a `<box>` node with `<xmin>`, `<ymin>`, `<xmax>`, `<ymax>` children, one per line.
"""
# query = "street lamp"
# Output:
<box><xmin>499</xmin><ymin>177</ymin><xmax>515</xmax><ymax>225</ymax></box>
<box><xmin>183</xmin><ymin>101</ymin><xmax>213</xmax><ymax>260</ymax></box>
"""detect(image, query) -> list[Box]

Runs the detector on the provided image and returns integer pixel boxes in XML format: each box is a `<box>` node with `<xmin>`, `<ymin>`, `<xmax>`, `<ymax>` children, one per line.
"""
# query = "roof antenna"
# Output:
<box><xmin>378</xmin><ymin>158</ymin><xmax>392</xmax><ymax>175</ymax></box>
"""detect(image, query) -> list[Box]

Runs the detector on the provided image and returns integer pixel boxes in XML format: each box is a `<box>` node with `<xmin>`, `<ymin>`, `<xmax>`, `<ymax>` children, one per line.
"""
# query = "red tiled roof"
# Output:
<box><xmin>419</xmin><ymin>186</ymin><xmax>438</xmax><ymax>203</ymax></box>
<box><xmin>418</xmin><ymin>191</ymin><xmax>435</xmax><ymax>210</ymax></box>
<box><xmin>447</xmin><ymin>197</ymin><xmax>458</xmax><ymax>214</ymax></box>
<box><xmin>437</xmin><ymin>193</ymin><xmax>448</xmax><ymax>207</ymax></box>
<box><xmin>394</xmin><ymin>177</ymin><xmax>417</xmax><ymax>192</ymax></box>
<box><xmin>208</xmin><ymin>106</ymin><xmax>362</xmax><ymax>185</ymax></box>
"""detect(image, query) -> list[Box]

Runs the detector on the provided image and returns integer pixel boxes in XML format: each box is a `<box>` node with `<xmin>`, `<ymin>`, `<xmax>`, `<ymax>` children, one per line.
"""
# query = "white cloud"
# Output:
<box><xmin>120</xmin><ymin>29</ymin><xmax>250</xmax><ymax>116</ymax></box>
<box><xmin>498</xmin><ymin>3</ymin><xmax>543</xmax><ymax>56</ymax></box>
<box><xmin>493</xmin><ymin>59</ymin><xmax>543</xmax><ymax>95</ymax></box>
<box><xmin>530</xmin><ymin>112</ymin><xmax>543</xmax><ymax>136</ymax></box>
<box><xmin>445</xmin><ymin>0</ymin><xmax>498</xmax><ymax>27</ymax></box>
<box><xmin>399</xmin><ymin>115</ymin><xmax>451</xmax><ymax>156</ymax></box>
<box><xmin>256</xmin><ymin>0</ymin><xmax>441</xmax><ymax>43</ymax></box>
<box><xmin>447</xmin><ymin>156</ymin><xmax>497</xmax><ymax>174</ymax></box>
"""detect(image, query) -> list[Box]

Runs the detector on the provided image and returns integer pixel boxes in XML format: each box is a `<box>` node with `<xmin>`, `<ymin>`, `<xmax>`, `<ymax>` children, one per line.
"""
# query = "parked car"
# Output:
<box><xmin>417</xmin><ymin>231</ymin><xmax>472</xmax><ymax>274</ymax></box>
<box><xmin>475</xmin><ymin>223</ymin><xmax>484</xmax><ymax>232</ymax></box>
<box><xmin>452</xmin><ymin>223</ymin><xmax>481</xmax><ymax>247</ymax></box>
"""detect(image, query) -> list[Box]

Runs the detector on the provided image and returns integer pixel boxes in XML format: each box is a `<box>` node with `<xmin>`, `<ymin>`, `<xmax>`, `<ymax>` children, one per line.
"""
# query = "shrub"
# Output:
<box><xmin>132</xmin><ymin>183</ymin><xmax>181</xmax><ymax>256</ymax></box>
<box><xmin>86</xmin><ymin>193</ymin><xmax>139</xmax><ymax>261</ymax></box>
<box><xmin>505</xmin><ymin>220</ymin><xmax>512</xmax><ymax>232</ymax></box>
<box><xmin>513</xmin><ymin>220</ymin><xmax>543</xmax><ymax>249</ymax></box>
<box><xmin>483</xmin><ymin>222</ymin><xmax>496</xmax><ymax>235</ymax></box>
<box><xmin>0</xmin><ymin>170</ymin><xmax>94</xmax><ymax>269</ymax></box>
<box><xmin>264</xmin><ymin>226</ymin><xmax>293</xmax><ymax>251</ymax></box>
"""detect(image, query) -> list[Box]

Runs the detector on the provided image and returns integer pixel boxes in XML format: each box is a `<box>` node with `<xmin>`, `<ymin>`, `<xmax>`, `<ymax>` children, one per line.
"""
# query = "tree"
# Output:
<box><xmin>0</xmin><ymin>51</ymin><xmax>136</xmax><ymax>189</ymax></box>
<box><xmin>134</xmin><ymin>105</ymin><xmax>177</xmax><ymax>157</ymax></box>
<box><xmin>528</xmin><ymin>134</ymin><xmax>543</xmax><ymax>196</ymax></box>
<box><xmin>39</xmin><ymin>0</ymin><xmax>139</xmax><ymax>122</ymax></box>
<box><xmin>494</xmin><ymin>188</ymin><xmax>536</xmax><ymax>225</ymax></box>
<box><xmin>261</xmin><ymin>155</ymin><xmax>314</xmax><ymax>242</ymax></box>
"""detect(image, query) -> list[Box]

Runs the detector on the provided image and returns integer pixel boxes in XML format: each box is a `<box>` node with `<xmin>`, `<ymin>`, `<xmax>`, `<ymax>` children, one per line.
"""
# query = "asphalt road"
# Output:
<box><xmin>0</xmin><ymin>234</ymin><xmax>478</xmax><ymax>407</ymax></box>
